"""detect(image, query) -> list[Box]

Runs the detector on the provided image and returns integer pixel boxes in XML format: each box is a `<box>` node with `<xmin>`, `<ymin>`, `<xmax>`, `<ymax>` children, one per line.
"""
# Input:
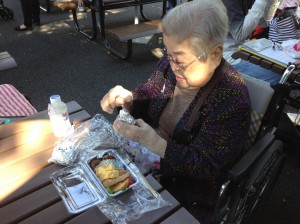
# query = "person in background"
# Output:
<box><xmin>15</xmin><ymin>0</ymin><xmax>40</xmax><ymax>31</ymax></box>
<box><xmin>223</xmin><ymin>0</ymin><xmax>283</xmax><ymax>85</ymax></box>
<box><xmin>100</xmin><ymin>0</ymin><xmax>251</xmax><ymax>223</ymax></box>
<box><xmin>279</xmin><ymin>0</ymin><xmax>300</xmax><ymax>9</ymax></box>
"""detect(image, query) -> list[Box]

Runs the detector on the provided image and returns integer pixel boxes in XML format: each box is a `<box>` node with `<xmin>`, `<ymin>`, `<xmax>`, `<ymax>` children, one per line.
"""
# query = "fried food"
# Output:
<box><xmin>102</xmin><ymin>172</ymin><xmax>130</xmax><ymax>188</ymax></box>
<box><xmin>98</xmin><ymin>169</ymin><xmax>119</xmax><ymax>181</ymax></box>
<box><xmin>110</xmin><ymin>178</ymin><xmax>131</xmax><ymax>192</ymax></box>
<box><xmin>95</xmin><ymin>163</ymin><xmax>115</xmax><ymax>175</ymax></box>
<box><xmin>92</xmin><ymin>156</ymin><xmax>135</xmax><ymax>194</ymax></box>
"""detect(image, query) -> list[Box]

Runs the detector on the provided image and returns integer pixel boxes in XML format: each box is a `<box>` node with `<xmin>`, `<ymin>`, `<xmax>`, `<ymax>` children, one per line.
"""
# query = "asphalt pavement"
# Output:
<box><xmin>1</xmin><ymin>1</ymin><xmax>300</xmax><ymax>223</ymax></box>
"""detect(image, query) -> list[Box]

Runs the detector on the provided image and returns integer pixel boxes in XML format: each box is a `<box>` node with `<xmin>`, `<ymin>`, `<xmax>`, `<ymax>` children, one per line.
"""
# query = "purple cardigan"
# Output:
<box><xmin>131</xmin><ymin>56</ymin><xmax>251</xmax><ymax>223</ymax></box>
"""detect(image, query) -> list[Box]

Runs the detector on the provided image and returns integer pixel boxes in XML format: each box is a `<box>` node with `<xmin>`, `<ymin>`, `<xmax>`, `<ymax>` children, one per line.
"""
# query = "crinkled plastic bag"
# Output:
<box><xmin>98</xmin><ymin>182</ymin><xmax>172</xmax><ymax>224</ymax></box>
<box><xmin>48</xmin><ymin>114</ymin><xmax>127</xmax><ymax>165</ymax></box>
<box><xmin>281</xmin><ymin>39</ymin><xmax>300</xmax><ymax>58</ymax></box>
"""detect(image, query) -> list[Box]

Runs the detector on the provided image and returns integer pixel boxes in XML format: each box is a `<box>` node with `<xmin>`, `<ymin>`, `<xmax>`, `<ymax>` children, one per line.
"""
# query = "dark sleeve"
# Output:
<box><xmin>130</xmin><ymin>55</ymin><xmax>169</xmax><ymax>121</ymax></box>
<box><xmin>161</xmin><ymin>77</ymin><xmax>251</xmax><ymax>181</ymax></box>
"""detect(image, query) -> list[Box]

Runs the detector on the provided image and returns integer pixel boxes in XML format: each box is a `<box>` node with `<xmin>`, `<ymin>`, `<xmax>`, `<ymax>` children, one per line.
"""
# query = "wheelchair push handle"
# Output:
<box><xmin>280</xmin><ymin>64</ymin><xmax>295</xmax><ymax>84</ymax></box>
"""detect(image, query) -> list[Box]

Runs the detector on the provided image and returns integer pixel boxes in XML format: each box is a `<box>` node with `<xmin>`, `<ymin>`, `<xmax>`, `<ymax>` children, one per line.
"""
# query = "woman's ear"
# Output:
<box><xmin>211</xmin><ymin>45</ymin><xmax>223</xmax><ymax>61</ymax></box>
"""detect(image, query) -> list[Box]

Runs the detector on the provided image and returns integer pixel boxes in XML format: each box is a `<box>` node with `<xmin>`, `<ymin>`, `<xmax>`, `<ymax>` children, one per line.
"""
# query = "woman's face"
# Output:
<box><xmin>163</xmin><ymin>34</ymin><xmax>221</xmax><ymax>89</ymax></box>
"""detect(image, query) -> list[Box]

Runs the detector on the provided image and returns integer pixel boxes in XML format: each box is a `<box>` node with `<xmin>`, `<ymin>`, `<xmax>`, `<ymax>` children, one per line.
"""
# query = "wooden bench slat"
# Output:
<box><xmin>0</xmin><ymin>164</ymin><xmax>63</xmax><ymax>207</ymax></box>
<box><xmin>231</xmin><ymin>51</ymin><xmax>250</xmax><ymax>60</ymax></box>
<box><xmin>0</xmin><ymin>184</ymin><xmax>61</xmax><ymax>224</ymax></box>
<box><xmin>160</xmin><ymin>207</ymin><xmax>200</xmax><ymax>224</ymax></box>
<box><xmin>0</xmin><ymin>148</ymin><xmax>55</xmax><ymax>188</ymax></box>
<box><xmin>54</xmin><ymin>2</ymin><xmax>77</xmax><ymax>10</ymax></box>
<box><xmin>271</xmin><ymin>63</ymin><xmax>286</xmax><ymax>74</ymax></box>
<box><xmin>65</xmin><ymin>206</ymin><xmax>111</xmax><ymax>224</ymax></box>
<box><xmin>2</xmin><ymin>174</ymin><xmax>169</xmax><ymax>224</ymax></box>
<box><xmin>108</xmin><ymin>20</ymin><xmax>161</xmax><ymax>41</ymax></box>
<box><xmin>0</xmin><ymin>110</ymin><xmax>91</xmax><ymax>154</ymax></box>
<box><xmin>64</xmin><ymin>189</ymin><xmax>180</xmax><ymax>224</ymax></box>
<box><xmin>260</xmin><ymin>59</ymin><xmax>273</xmax><ymax>70</ymax></box>
<box><xmin>18</xmin><ymin>201</ymin><xmax>77</xmax><ymax>224</ymax></box>
<box><xmin>248</xmin><ymin>55</ymin><xmax>261</xmax><ymax>65</ymax></box>
<box><xmin>0</xmin><ymin>101</ymin><xmax>83</xmax><ymax>140</ymax></box>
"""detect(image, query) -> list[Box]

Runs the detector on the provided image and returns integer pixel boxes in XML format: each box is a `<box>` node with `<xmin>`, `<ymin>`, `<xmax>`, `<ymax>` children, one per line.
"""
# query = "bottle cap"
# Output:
<box><xmin>50</xmin><ymin>95</ymin><xmax>61</xmax><ymax>105</ymax></box>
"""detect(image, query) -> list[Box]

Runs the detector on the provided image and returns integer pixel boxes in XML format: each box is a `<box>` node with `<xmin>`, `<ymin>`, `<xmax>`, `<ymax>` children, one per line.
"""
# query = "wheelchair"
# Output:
<box><xmin>0</xmin><ymin>0</ymin><xmax>14</xmax><ymax>21</ymax></box>
<box><xmin>212</xmin><ymin>64</ymin><xmax>300</xmax><ymax>224</ymax></box>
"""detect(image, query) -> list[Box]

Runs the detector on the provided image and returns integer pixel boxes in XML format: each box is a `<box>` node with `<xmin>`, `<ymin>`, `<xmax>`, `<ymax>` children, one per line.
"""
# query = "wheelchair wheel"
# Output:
<box><xmin>0</xmin><ymin>9</ymin><xmax>8</xmax><ymax>21</ymax></box>
<box><xmin>226</xmin><ymin>141</ymin><xmax>284</xmax><ymax>224</ymax></box>
<box><xmin>4</xmin><ymin>7</ymin><xmax>14</xmax><ymax>19</ymax></box>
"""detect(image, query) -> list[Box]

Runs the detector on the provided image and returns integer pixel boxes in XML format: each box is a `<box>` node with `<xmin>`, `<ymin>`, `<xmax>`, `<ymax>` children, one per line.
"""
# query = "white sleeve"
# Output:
<box><xmin>231</xmin><ymin>0</ymin><xmax>270</xmax><ymax>41</ymax></box>
<box><xmin>264</xmin><ymin>0</ymin><xmax>282</xmax><ymax>23</ymax></box>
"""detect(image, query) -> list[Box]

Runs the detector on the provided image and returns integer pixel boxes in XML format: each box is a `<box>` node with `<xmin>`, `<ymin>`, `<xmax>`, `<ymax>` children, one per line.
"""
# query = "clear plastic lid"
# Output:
<box><xmin>50</xmin><ymin>150</ymin><xmax>140</xmax><ymax>214</ymax></box>
<box><xmin>50</xmin><ymin>163</ymin><xmax>107</xmax><ymax>213</ymax></box>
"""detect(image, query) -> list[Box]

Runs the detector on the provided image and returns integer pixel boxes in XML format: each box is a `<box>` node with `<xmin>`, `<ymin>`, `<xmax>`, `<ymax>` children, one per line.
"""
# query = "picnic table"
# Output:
<box><xmin>0</xmin><ymin>101</ymin><xmax>200</xmax><ymax>224</ymax></box>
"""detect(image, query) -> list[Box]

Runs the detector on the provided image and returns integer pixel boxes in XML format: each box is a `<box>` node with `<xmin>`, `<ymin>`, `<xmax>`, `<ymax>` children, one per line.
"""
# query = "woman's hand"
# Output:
<box><xmin>100</xmin><ymin>85</ymin><xmax>133</xmax><ymax>114</ymax></box>
<box><xmin>113</xmin><ymin>119</ymin><xmax>167</xmax><ymax>158</ymax></box>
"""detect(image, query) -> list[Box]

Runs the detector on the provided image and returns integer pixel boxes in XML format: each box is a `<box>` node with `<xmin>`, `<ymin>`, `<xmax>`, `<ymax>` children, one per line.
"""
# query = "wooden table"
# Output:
<box><xmin>232</xmin><ymin>50</ymin><xmax>300</xmax><ymax>84</ymax></box>
<box><xmin>0</xmin><ymin>101</ymin><xmax>200</xmax><ymax>224</ymax></box>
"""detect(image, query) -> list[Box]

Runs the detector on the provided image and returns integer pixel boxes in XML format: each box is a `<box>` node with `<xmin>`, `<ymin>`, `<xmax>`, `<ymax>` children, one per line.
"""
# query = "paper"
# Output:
<box><xmin>66</xmin><ymin>182</ymin><xmax>96</xmax><ymax>208</ymax></box>
<box><xmin>241</xmin><ymin>39</ymin><xmax>299</xmax><ymax>67</ymax></box>
<box><xmin>243</xmin><ymin>38</ymin><xmax>273</xmax><ymax>52</ymax></box>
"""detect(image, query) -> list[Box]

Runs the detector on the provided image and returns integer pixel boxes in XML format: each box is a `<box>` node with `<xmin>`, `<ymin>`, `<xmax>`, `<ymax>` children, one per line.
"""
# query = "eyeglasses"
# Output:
<box><xmin>162</xmin><ymin>47</ymin><xmax>209</xmax><ymax>70</ymax></box>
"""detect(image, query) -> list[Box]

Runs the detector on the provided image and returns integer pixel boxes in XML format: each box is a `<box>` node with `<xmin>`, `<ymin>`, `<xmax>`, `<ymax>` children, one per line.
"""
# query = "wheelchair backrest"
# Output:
<box><xmin>243</xmin><ymin>74</ymin><xmax>274</xmax><ymax>115</ymax></box>
<box><xmin>242</xmin><ymin>75</ymin><xmax>275</xmax><ymax>148</ymax></box>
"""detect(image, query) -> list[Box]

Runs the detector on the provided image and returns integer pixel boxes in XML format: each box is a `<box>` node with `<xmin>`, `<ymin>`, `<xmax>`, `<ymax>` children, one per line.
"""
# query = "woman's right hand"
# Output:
<box><xmin>100</xmin><ymin>85</ymin><xmax>133</xmax><ymax>114</ymax></box>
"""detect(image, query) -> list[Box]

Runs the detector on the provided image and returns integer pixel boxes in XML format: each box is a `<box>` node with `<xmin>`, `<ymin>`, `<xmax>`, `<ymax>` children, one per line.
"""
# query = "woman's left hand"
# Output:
<box><xmin>113</xmin><ymin>118</ymin><xmax>167</xmax><ymax>158</ymax></box>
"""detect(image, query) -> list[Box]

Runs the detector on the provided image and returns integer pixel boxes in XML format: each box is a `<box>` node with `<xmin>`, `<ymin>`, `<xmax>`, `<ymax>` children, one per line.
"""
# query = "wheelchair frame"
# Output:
<box><xmin>0</xmin><ymin>0</ymin><xmax>14</xmax><ymax>21</ymax></box>
<box><xmin>212</xmin><ymin>65</ymin><xmax>300</xmax><ymax>224</ymax></box>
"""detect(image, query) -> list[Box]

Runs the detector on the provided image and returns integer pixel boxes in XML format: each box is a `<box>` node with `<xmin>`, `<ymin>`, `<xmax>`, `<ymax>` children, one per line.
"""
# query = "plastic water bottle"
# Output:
<box><xmin>48</xmin><ymin>95</ymin><xmax>74</xmax><ymax>138</ymax></box>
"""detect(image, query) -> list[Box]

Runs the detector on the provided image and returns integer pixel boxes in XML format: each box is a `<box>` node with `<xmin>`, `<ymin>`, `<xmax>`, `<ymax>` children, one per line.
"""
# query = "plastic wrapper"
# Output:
<box><xmin>123</xmin><ymin>140</ymin><xmax>161</xmax><ymax>173</ymax></box>
<box><xmin>48</xmin><ymin>114</ymin><xmax>127</xmax><ymax>165</ymax></box>
<box><xmin>98</xmin><ymin>181</ymin><xmax>171</xmax><ymax>224</ymax></box>
<box><xmin>282</xmin><ymin>39</ymin><xmax>300</xmax><ymax>58</ymax></box>
<box><xmin>49</xmin><ymin>114</ymin><xmax>172</xmax><ymax>223</ymax></box>
<box><xmin>50</xmin><ymin>148</ymin><xmax>172</xmax><ymax>224</ymax></box>
<box><xmin>96</xmin><ymin>150</ymin><xmax>171</xmax><ymax>223</ymax></box>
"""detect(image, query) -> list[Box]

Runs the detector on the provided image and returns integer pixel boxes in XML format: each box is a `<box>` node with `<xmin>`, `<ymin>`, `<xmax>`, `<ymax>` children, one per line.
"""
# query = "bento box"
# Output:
<box><xmin>50</xmin><ymin>149</ymin><xmax>139</xmax><ymax>214</ymax></box>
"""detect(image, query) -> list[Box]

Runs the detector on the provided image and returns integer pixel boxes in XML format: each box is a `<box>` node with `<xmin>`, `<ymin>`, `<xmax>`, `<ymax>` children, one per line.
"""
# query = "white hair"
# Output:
<box><xmin>162</xmin><ymin>0</ymin><xmax>229</xmax><ymax>56</ymax></box>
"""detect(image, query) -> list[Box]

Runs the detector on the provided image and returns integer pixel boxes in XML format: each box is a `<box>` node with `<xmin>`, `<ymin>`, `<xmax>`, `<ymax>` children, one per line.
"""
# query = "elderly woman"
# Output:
<box><xmin>100</xmin><ymin>0</ymin><xmax>251</xmax><ymax>223</ymax></box>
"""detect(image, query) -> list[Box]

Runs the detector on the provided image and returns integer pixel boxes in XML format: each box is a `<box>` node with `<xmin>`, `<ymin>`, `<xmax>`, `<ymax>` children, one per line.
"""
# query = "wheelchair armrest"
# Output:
<box><xmin>228</xmin><ymin>132</ymin><xmax>276</xmax><ymax>182</ymax></box>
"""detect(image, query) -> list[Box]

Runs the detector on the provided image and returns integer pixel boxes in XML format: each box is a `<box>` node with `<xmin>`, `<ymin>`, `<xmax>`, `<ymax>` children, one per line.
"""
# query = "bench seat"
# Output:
<box><xmin>107</xmin><ymin>20</ymin><xmax>161</xmax><ymax>41</ymax></box>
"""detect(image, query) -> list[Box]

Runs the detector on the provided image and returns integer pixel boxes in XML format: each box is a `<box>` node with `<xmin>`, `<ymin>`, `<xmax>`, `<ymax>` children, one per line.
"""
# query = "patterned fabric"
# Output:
<box><xmin>269</xmin><ymin>8</ymin><xmax>300</xmax><ymax>42</ymax></box>
<box><xmin>130</xmin><ymin>56</ymin><xmax>251</xmax><ymax>224</ymax></box>
<box><xmin>0</xmin><ymin>84</ymin><xmax>37</xmax><ymax>117</ymax></box>
<box><xmin>279</xmin><ymin>0</ymin><xmax>300</xmax><ymax>10</ymax></box>
<box><xmin>244</xmin><ymin>110</ymin><xmax>264</xmax><ymax>150</ymax></box>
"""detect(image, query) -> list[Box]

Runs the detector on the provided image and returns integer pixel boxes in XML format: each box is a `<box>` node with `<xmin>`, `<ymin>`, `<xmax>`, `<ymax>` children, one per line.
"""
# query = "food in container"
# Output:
<box><xmin>50</xmin><ymin>149</ymin><xmax>139</xmax><ymax>213</ymax></box>
<box><xmin>87</xmin><ymin>150</ymin><xmax>138</xmax><ymax>196</ymax></box>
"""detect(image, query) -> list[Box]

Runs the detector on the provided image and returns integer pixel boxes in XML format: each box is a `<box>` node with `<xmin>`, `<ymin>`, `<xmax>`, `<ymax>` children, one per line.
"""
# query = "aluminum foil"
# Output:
<box><xmin>117</xmin><ymin>108</ymin><xmax>135</xmax><ymax>125</ymax></box>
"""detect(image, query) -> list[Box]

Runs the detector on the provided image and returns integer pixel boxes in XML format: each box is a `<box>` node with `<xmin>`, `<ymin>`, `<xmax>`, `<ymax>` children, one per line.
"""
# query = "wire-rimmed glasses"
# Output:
<box><xmin>161</xmin><ymin>47</ymin><xmax>210</xmax><ymax>70</ymax></box>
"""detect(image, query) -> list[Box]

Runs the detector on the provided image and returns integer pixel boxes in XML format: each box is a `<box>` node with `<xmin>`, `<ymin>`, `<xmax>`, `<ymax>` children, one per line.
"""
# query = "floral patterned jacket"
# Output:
<box><xmin>130</xmin><ymin>56</ymin><xmax>251</xmax><ymax>223</ymax></box>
